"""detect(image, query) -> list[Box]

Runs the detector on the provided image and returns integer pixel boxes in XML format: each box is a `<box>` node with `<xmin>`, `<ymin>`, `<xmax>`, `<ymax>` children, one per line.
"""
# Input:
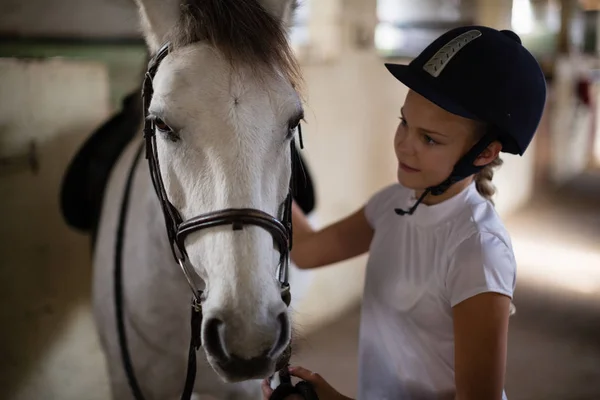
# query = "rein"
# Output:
<box><xmin>114</xmin><ymin>141</ymin><xmax>204</xmax><ymax>400</ymax></box>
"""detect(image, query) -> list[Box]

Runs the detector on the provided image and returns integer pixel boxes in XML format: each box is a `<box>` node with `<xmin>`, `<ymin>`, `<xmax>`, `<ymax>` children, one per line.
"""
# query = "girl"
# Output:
<box><xmin>263</xmin><ymin>25</ymin><xmax>546</xmax><ymax>400</ymax></box>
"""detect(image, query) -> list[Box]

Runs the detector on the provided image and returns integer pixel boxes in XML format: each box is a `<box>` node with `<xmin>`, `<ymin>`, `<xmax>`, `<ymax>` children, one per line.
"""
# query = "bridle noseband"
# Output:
<box><xmin>116</xmin><ymin>42</ymin><xmax>303</xmax><ymax>400</ymax></box>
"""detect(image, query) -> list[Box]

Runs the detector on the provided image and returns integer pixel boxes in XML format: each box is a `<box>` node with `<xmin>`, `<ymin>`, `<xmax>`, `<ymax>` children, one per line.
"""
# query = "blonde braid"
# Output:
<box><xmin>474</xmin><ymin>157</ymin><xmax>503</xmax><ymax>204</ymax></box>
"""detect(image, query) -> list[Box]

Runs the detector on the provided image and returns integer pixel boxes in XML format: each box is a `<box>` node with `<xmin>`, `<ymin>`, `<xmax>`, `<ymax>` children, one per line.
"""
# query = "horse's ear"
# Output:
<box><xmin>259</xmin><ymin>0</ymin><xmax>298</xmax><ymax>29</ymax></box>
<box><xmin>134</xmin><ymin>0</ymin><xmax>181</xmax><ymax>54</ymax></box>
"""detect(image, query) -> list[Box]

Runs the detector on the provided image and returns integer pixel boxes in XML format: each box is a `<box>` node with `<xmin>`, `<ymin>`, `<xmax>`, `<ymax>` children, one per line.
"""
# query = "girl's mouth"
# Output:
<box><xmin>399</xmin><ymin>162</ymin><xmax>420</xmax><ymax>173</ymax></box>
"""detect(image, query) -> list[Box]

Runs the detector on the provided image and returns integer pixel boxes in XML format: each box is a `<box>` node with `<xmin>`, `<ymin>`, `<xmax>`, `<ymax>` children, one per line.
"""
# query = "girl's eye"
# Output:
<box><xmin>424</xmin><ymin>134</ymin><xmax>437</xmax><ymax>145</ymax></box>
<box><xmin>399</xmin><ymin>117</ymin><xmax>407</xmax><ymax>127</ymax></box>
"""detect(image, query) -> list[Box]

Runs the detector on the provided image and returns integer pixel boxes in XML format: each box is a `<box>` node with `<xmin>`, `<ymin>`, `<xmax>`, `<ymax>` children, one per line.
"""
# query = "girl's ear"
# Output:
<box><xmin>474</xmin><ymin>141</ymin><xmax>502</xmax><ymax>167</ymax></box>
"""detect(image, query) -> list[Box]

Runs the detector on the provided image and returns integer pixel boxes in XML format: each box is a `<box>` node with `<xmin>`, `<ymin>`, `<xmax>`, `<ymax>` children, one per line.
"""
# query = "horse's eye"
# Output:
<box><xmin>154</xmin><ymin>118</ymin><xmax>171</xmax><ymax>132</ymax></box>
<box><xmin>287</xmin><ymin>118</ymin><xmax>302</xmax><ymax>139</ymax></box>
<box><xmin>153</xmin><ymin>118</ymin><xmax>180</xmax><ymax>142</ymax></box>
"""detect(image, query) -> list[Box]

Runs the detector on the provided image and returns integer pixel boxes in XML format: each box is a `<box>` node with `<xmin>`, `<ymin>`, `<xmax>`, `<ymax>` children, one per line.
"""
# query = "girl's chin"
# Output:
<box><xmin>397</xmin><ymin>169</ymin><xmax>422</xmax><ymax>189</ymax></box>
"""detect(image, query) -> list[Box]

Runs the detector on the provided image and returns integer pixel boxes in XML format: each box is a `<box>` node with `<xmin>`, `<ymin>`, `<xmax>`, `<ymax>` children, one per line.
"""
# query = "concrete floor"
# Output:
<box><xmin>291</xmin><ymin>170</ymin><xmax>600</xmax><ymax>400</ymax></box>
<box><xmin>2</xmin><ymin>170</ymin><xmax>600</xmax><ymax>400</ymax></box>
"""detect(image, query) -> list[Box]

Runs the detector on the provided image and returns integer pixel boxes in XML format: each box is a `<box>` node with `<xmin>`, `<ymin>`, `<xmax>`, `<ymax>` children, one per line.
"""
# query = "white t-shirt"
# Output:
<box><xmin>357</xmin><ymin>181</ymin><xmax>516</xmax><ymax>400</ymax></box>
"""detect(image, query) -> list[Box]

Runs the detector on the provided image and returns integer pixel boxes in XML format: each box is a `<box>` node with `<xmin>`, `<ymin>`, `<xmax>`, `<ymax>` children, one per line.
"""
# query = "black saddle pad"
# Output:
<box><xmin>60</xmin><ymin>90</ymin><xmax>316</xmax><ymax>243</ymax></box>
<box><xmin>60</xmin><ymin>91</ymin><xmax>142</xmax><ymax>241</ymax></box>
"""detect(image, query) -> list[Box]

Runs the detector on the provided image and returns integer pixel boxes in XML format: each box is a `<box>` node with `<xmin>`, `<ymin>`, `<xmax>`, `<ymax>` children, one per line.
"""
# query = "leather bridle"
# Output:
<box><xmin>143</xmin><ymin>43</ymin><xmax>297</xmax><ymax>308</ymax></box>
<box><xmin>115</xmin><ymin>42</ymin><xmax>305</xmax><ymax>400</ymax></box>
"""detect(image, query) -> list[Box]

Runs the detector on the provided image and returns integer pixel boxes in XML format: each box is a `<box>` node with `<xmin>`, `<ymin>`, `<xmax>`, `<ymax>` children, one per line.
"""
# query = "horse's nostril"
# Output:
<box><xmin>268</xmin><ymin>312</ymin><xmax>290</xmax><ymax>359</ymax></box>
<box><xmin>202</xmin><ymin>313</ymin><xmax>292</xmax><ymax>381</ymax></box>
<box><xmin>203</xmin><ymin>318</ymin><xmax>228</xmax><ymax>361</ymax></box>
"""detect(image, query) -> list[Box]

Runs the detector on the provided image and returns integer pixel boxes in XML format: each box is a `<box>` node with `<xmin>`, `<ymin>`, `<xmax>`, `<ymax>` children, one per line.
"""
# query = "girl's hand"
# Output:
<box><xmin>261</xmin><ymin>366</ymin><xmax>353</xmax><ymax>400</ymax></box>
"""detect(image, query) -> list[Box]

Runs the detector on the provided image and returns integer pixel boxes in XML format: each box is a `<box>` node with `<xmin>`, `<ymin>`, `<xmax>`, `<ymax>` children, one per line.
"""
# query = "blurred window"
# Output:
<box><xmin>290</xmin><ymin>0</ymin><xmax>311</xmax><ymax>48</ymax></box>
<box><xmin>375</xmin><ymin>0</ymin><xmax>476</xmax><ymax>58</ymax></box>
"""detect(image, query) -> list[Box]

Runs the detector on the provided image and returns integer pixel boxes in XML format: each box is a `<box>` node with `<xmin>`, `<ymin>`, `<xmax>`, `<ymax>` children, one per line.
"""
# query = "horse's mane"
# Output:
<box><xmin>167</xmin><ymin>0</ymin><xmax>301</xmax><ymax>89</ymax></box>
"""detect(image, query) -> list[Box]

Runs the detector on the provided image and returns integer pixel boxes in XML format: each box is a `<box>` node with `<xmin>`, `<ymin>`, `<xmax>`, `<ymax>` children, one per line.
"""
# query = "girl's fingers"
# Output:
<box><xmin>288</xmin><ymin>366</ymin><xmax>323</xmax><ymax>384</ymax></box>
<box><xmin>261</xmin><ymin>378</ymin><xmax>273</xmax><ymax>399</ymax></box>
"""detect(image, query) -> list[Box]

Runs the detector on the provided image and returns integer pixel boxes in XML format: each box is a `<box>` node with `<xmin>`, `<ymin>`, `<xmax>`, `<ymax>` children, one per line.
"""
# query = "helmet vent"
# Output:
<box><xmin>423</xmin><ymin>29</ymin><xmax>482</xmax><ymax>78</ymax></box>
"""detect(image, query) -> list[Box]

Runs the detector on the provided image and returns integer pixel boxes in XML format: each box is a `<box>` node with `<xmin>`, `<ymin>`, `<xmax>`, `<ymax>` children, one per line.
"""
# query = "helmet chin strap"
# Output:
<box><xmin>395</xmin><ymin>132</ymin><xmax>497</xmax><ymax>216</ymax></box>
<box><xmin>395</xmin><ymin>189</ymin><xmax>430</xmax><ymax>216</ymax></box>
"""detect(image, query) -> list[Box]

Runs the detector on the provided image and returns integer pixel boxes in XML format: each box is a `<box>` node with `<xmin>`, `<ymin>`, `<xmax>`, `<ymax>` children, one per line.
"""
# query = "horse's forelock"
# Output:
<box><xmin>166</xmin><ymin>0</ymin><xmax>301</xmax><ymax>90</ymax></box>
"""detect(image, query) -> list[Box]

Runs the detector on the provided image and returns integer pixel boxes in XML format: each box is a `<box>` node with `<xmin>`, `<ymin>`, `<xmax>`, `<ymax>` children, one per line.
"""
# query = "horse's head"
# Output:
<box><xmin>134</xmin><ymin>0</ymin><xmax>303</xmax><ymax>383</ymax></box>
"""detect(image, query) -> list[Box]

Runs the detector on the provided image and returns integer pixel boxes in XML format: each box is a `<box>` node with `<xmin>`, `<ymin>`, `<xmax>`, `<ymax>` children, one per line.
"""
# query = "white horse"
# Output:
<box><xmin>91</xmin><ymin>0</ymin><xmax>308</xmax><ymax>398</ymax></box>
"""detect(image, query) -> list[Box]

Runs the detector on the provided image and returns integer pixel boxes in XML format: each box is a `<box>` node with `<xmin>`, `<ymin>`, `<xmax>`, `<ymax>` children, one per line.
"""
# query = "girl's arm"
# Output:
<box><xmin>290</xmin><ymin>201</ymin><xmax>374</xmax><ymax>269</ymax></box>
<box><xmin>453</xmin><ymin>292</ymin><xmax>512</xmax><ymax>400</ymax></box>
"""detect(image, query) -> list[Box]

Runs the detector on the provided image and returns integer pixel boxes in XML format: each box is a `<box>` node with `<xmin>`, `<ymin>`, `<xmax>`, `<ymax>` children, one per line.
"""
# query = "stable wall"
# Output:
<box><xmin>0</xmin><ymin>58</ymin><xmax>111</xmax><ymax>400</ymax></box>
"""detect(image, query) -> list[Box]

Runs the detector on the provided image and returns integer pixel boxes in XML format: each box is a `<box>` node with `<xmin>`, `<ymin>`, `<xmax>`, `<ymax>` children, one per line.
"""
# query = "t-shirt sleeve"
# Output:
<box><xmin>364</xmin><ymin>184</ymin><xmax>397</xmax><ymax>228</ymax></box>
<box><xmin>446</xmin><ymin>231</ymin><xmax>517</xmax><ymax>307</ymax></box>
